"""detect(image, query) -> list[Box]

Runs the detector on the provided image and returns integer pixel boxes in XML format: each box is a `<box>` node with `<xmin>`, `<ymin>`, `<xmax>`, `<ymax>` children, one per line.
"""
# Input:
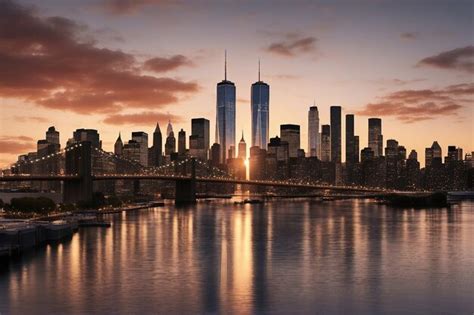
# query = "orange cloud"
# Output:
<box><xmin>0</xmin><ymin>0</ymin><xmax>198</xmax><ymax>115</ymax></box>
<box><xmin>266</xmin><ymin>33</ymin><xmax>317</xmax><ymax>57</ymax></box>
<box><xmin>144</xmin><ymin>55</ymin><xmax>193</xmax><ymax>73</ymax></box>
<box><xmin>417</xmin><ymin>46</ymin><xmax>474</xmax><ymax>73</ymax></box>
<box><xmin>357</xmin><ymin>83</ymin><xmax>472</xmax><ymax>123</ymax></box>
<box><xmin>103</xmin><ymin>111</ymin><xmax>183</xmax><ymax>125</ymax></box>
<box><xmin>0</xmin><ymin>136</ymin><xmax>35</xmax><ymax>154</ymax></box>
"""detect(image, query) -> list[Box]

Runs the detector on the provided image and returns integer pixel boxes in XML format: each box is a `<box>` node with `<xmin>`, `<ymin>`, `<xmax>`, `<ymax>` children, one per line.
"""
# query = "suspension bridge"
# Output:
<box><xmin>1</xmin><ymin>141</ymin><xmax>389</xmax><ymax>204</ymax></box>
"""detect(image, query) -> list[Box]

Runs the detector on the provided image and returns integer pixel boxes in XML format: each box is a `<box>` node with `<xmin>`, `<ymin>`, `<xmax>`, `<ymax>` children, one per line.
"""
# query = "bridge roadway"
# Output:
<box><xmin>0</xmin><ymin>174</ymin><xmax>386</xmax><ymax>193</ymax></box>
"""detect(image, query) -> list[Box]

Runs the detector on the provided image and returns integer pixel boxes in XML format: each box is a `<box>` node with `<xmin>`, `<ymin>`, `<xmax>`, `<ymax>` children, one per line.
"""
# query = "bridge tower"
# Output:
<box><xmin>175</xmin><ymin>158</ymin><xmax>196</xmax><ymax>205</ymax></box>
<box><xmin>64</xmin><ymin>141</ymin><xmax>93</xmax><ymax>204</ymax></box>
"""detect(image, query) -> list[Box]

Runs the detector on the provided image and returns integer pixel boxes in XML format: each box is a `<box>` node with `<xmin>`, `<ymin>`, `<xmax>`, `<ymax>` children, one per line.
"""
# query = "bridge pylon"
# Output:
<box><xmin>64</xmin><ymin>141</ymin><xmax>93</xmax><ymax>204</ymax></box>
<box><xmin>175</xmin><ymin>158</ymin><xmax>196</xmax><ymax>205</ymax></box>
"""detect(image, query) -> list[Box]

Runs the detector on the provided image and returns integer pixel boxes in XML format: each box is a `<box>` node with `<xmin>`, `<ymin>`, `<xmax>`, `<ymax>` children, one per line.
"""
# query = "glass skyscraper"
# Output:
<box><xmin>330</xmin><ymin>106</ymin><xmax>342</xmax><ymax>163</ymax></box>
<box><xmin>216</xmin><ymin>52</ymin><xmax>236</xmax><ymax>161</ymax></box>
<box><xmin>251</xmin><ymin>61</ymin><xmax>269</xmax><ymax>149</ymax></box>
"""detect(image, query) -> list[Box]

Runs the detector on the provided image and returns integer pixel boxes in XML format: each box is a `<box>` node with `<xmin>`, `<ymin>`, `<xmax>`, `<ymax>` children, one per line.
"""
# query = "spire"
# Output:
<box><xmin>155</xmin><ymin>122</ymin><xmax>161</xmax><ymax>133</ymax></box>
<box><xmin>224</xmin><ymin>49</ymin><xmax>227</xmax><ymax>81</ymax></box>
<box><xmin>241</xmin><ymin>130</ymin><xmax>245</xmax><ymax>142</ymax></box>
<box><xmin>117</xmin><ymin>132</ymin><xmax>121</xmax><ymax>141</ymax></box>
<box><xmin>258</xmin><ymin>58</ymin><xmax>261</xmax><ymax>81</ymax></box>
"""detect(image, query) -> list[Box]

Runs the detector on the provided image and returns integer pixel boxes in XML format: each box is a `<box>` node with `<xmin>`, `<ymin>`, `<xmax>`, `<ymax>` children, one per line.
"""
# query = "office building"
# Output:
<box><xmin>73</xmin><ymin>129</ymin><xmax>100</xmax><ymax>148</ymax></box>
<box><xmin>131</xmin><ymin>131</ymin><xmax>148</xmax><ymax>166</ymax></box>
<box><xmin>320</xmin><ymin>125</ymin><xmax>331</xmax><ymax>162</ymax></box>
<box><xmin>280</xmin><ymin>124</ymin><xmax>300</xmax><ymax>158</ymax></box>
<box><xmin>178</xmin><ymin>129</ymin><xmax>186</xmax><ymax>155</ymax></box>
<box><xmin>238</xmin><ymin>132</ymin><xmax>247</xmax><ymax>160</ymax></box>
<box><xmin>368</xmin><ymin>118</ymin><xmax>383</xmax><ymax>157</ymax></box>
<box><xmin>308</xmin><ymin>105</ymin><xmax>320</xmax><ymax>158</ymax></box>
<box><xmin>330</xmin><ymin>106</ymin><xmax>341</xmax><ymax>163</ymax></box>
<box><xmin>165</xmin><ymin>131</ymin><xmax>176</xmax><ymax>156</ymax></box>
<box><xmin>189</xmin><ymin>118</ymin><xmax>210</xmax><ymax>160</ymax></box>
<box><xmin>114</xmin><ymin>133</ymin><xmax>123</xmax><ymax>156</ymax></box>
<box><xmin>216</xmin><ymin>51</ymin><xmax>236</xmax><ymax>161</ymax></box>
<box><xmin>251</xmin><ymin>60</ymin><xmax>270</xmax><ymax>149</ymax></box>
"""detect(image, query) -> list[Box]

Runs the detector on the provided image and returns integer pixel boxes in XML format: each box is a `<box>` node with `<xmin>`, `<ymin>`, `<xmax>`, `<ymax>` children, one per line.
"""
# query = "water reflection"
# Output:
<box><xmin>1</xmin><ymin>200</ymin><xmax>473</xmax><ymax>314</ymax></box>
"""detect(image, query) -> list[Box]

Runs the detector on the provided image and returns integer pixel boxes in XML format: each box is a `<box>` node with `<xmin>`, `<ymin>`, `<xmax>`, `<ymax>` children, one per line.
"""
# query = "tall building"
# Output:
<box><xmin>131</xmin><ymin>132</ymin><xmax>148</xmax><ymax>166</ymax></box>
<box><xmin>210</xmin><ymin>143</ymin><xmax>221</xmax><ymax>167</ymax></box>
<box><xmin>330</xmin><ymin>106</ymin><xmax>341</xmax><ymax>163</ymax></box>
<box><xmin>166</xmin><ymin>120</ymin><xmax>173</xmax><ymax>137</ymax></box>
<box><xmin>216</xmin><ymin>51</ymin><xmax>236</xmax><ymax>161</ymax></box>
<box><xmin>268</xmin><ymin>136</ymin><xmax>289</xmax><ymax>162</ymax></box>
<box><xmin>251</xmin><ymin>60</ymin><xmax>270</xmax><ymax>149</ymax></box>
<box><xmin>368</xmin><ymin>118</ymin><xmax>383</xmax><ymax>157</ymax></box>
<box><xmin>151</xmin><ymin>123</ymin><xmax>162</xmax><ymax>166</ymax></box>
<box><xmin>178</xmin><ymin>129</ymin><xmax>186</xmax><ymax>155</ymax></box>
<box><xmin>123</xmin><ymin>140</ymin><xmax>141</xmax><ymax>163</ymax></box>
<box><xmin>114</xmin><ymin>133</ymin><xmax>123</xmax><ymax>156</ymax></box>
<box><xmin>238</xmin><ymin>132</ymin><xmax>247</xmax><ymax>160</ymax></box>
<box><xmin>320</xmin><ymin>125</ymin><xmax>331</xmax><ymax>162</ymax></box>
<box><xmin>189</xmin><ymin>118</ymin><xmax>210</xmax><ymax>160</ymax></box>
<box><xmin>426</xmin><ymin>141</ymin><xmax>442</xmax><ymax>167</ymax></box>
<box><xmin>165</xmin><ymin>131</ymin><xmax>176</xmax><ymax>156</ymax></box>
<box><xmin>346</xmin><ymin>114</ymin><xmax>359</xmax><ymax>164</ymax></box>
<box><xmin>46</xmin><ymin>126</ymin><xmax>59</xmax><ymax>145</ymax></box>
<box><xmin>73</xmin><ymin>128</ymin><xmax>100</xmax><ymax>148</ymax></box>
<box><xmin>280</xmin><ymin>124</ymin><xmax>300</xmax><ymax>158</ymax></box>
<box><xmin>308</xmin><ymin>105</ymin><xmax>320</xmax><ymax>158</ymax></box>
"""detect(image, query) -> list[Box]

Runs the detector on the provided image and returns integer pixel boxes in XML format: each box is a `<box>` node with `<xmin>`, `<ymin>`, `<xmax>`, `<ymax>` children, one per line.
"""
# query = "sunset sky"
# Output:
<box><xmin>0</xmin><ymin>0</ymin><xmax>473</xmax><ymax>167</ymax></box>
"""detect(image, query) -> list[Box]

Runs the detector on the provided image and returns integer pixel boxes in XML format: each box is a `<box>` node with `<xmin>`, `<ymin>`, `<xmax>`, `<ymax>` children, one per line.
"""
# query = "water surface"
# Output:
<box><xmin>1</xmin><ymin>199</ymin><xmax>473</xmax><ymax>314</ymax></box>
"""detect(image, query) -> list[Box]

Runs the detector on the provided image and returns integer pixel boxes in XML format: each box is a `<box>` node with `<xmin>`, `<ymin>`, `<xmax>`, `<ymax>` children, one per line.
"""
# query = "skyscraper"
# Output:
<box><xmin>131</xmin><ymin>131</ymin><xmax>148</xmax><ymax>166</ymax></box>
<box><xmin>368</xmin><ymin>118</ymin><xmax>383</xmax><ymax>157</ymax></box>
<box><xmin>216</xmin><ymin>51</ymin><xmax>236</xmax><ymax>161</ymax></box>
<box><xmin>321</xmin><ymin>124</ymin><xmax>331</xmax><ymax>162</ymax></box>
<box><xmin>73</xmin><ymin>129</ymin><xmax>100</xmax><ymax>148</ymax></box>
<box><xmin>114</xmin><ymin>133</ymin><xmax>123</xmax><ymax>156</ymax></box>
<box><xmin>165</xmin><ymin>131</ymin><xmax>176</xmax><ymax>156</ymax></box>
<box><xmin>308</xmin><ymin>105</ymin><xmax>320</xmax><ymax>158</ymax></box>
<box><xmin>189</xmin><ymin>118</ymin><xmax>210</xmax><ymax>161</ymax></box>
<box><xmin>345</xmin><ymin>114</ymin><xmax>356</xmax><ymax>164</ymax></box>
<box><xmin>151</xmin><ymin>123</ymin><xmax>162</xmax><ymax>166</ymax></box>
<box><xmin>330</xmin><ymin>106</ymin><xmax>341</xmax><ymax>163</ymax></box>
<box><xmin>251</xmin><ymin>60</ymin><xmax>270</xmax><ymax>149</ymax></box>
<box><xmin>46</xmin><ymin>126</ymin><xmax>59</xmax><ymax>145</ymax></box>
<box><xmin>238</xmin><ymin>132</ymin><xmax>247</xmax><ymax>160</ymax></box>
<box><xmin>166</xmin><ymin>120</ymin><xmax>173</xmax><ymax>137</ymax></box>
<box><xmin>178</xmin><ymin>129</ymin><xmax>186</xmax><ymax>155</ymax></box>
<box><xmin>280</xmin><ymin>124</ymin><xmax>300</xmax><ymax>158</ymax></box>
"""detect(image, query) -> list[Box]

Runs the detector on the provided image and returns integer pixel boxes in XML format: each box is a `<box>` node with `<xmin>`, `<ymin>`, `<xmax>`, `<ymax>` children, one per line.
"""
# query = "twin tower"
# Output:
<box><xmin>215</xmin><ymin>52</ymin><xmax>269</xmax><ymax>162</ymax></box>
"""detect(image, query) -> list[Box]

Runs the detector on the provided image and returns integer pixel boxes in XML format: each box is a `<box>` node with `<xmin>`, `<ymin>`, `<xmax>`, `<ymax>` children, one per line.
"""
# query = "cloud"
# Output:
<box><xmin>0</xmin><ymin>0</ymin><xmax>198</xmax><ymax>115</ymax></box>
<box><xmin>0</xmin><ymin>136</ymin><xmax>35</xmax><ymax>154</ymax></box>
<box><xmin>357</xmin><ymin>83</ymin><xmax>472</xmax><ymax>123</ymax></box>
<box><xmin>13</xmin><ymin>116</ymin><xmax>49</xmax><ymax>123</ymax></box>
<box><xmin>102</xmin><ymin>0</ymin><xmax>175</xmax><ymax>14</ymax></box>
<box><xmin>417</xmin><ymin>46</ymin><xmax>474</xmax><ymax>73</ymax></box>
<box><xmin>400</xmin><ymin>32</ymin><xmax>419</xmax><ymax>40</ymax></box>
<box><xmin>269</xmin><ymin>74</ymin><xmax>300</xmax><ymax>80</ymax></box>
<box><xmin>144</xmin><ymin>55</ymin><xmax>193</xmax><ymax>73</ymax></box>
<box><xmin>265</xmin><ymin>33</ymin><xmax>317</xmax><ymax>57</ymax></box>
<box><xmin>103</xmin><ymin>111</ymin><xmax>183</xmax><ymax>125</ymax></box>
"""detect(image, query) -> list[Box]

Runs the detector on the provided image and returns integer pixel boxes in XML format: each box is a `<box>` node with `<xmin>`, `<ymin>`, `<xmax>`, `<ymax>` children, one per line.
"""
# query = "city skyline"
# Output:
<box><xmin>0</xmin><ymin>0</ymin><xmax>473</xmax><ymax>168</ymax></box>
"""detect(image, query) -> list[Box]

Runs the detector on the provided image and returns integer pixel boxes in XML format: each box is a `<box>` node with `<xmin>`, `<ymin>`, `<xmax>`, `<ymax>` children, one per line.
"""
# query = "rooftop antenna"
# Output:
<box><xmin>224</xmin><ymin>49</ymin><xmax>227</xmax><ymax>81</ymax></box>
<box><xmin>258</xmin><ymin>58</ymin><xmax>261</xmax><ymax>81</ymax></box>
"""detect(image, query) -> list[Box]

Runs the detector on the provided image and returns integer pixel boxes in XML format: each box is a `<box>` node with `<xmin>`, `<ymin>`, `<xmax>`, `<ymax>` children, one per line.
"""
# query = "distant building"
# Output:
<box><xmin>368</xmin><ymin>118</ymin><xmax>383</xmax><ymax>157</ymax></box>
<box><xmin>425</xmin><ymin>141</ymin><xmax>442</xmax><ymax>167</ymax></box>
<box><xmin>238</xmin><ymin>132</ymin><xmax>247</xmax><ymax>160</ymax></box>
<box><xmin>320</xmin><ymin>125</ymin><xmax>331</xmax><ymax>162</ymax></box>
<box><xmin>251</xmin><ymin>61</ymin><xmax>270</xmax><ymax>149</ymax></box>
<box><xmin>123</xmin><ymin>140</ymin><xmax>141</xmax><ymax>163</ymax></box>
<box><xmin>189</xmin><ymin>118</ymin><xmax>210</xmax><ymax>160</ymax></box>
<box><xmin>308</xmin><ymin>106</ymin><xmax>320</xmax><ymax>158</ymax></box>
<box><xmin>150</xmin><ymin>123</ymin><xmax>162</xmax><ymax>166</ymax></box>
<box><xmin>178</xmin><ymin>129</ymin><xmax>186</xmax><ymax>156</ymax></box>
<box><xmin>114</xmin><ymin>133</ymin><xmax>123</xmax><ymax>156</ymax></box>
<box><xmin>131</xmin><ymin>131</ymin><xmax>148</xmax><ymax>166</ymax></box>
<box><xmin>267</xmin><ymin>136</ymin><xmax>289</xmax><ymax>162</ymax></box>
<box><xmin>330</xmin><ymin>106</ymin><xmax>341</xmax><ymax>163</ymax></box>
<box><xmin>210</xmin><ymin>143</ymin><xmax>221</xmax><ymax>167</ymax></box>
<box><xmin>216</xmin><ymin>51</ymin><xmax>236</xmax><ymax>161</ymax></box>
<box><xmin>165</xmin><ymin>131</ymin><xmax>176</xmax><ymax>156</ymax></box>
<box><xmin>46</xmin><ymin>126</ymin><xmax>59</xmax><ymax>145</ymax></box>
<box><xmin>73</xmin><ymin>128</ymin><xmax>100</xmax><ymax>148</ymax></box>
<box><xmin>280</xmin><ymin>124</ymin><xmax>300</xmax><ymax>158</ymax></box>
<box><xmin>345</xmin><ymin>114</ymin><xmax>358</xmax><ymax>164</ymax></box>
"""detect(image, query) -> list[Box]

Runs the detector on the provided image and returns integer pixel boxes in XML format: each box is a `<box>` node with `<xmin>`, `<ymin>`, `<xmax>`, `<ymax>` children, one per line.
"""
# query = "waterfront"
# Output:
<box><xmin>1</xmin><ymin>199</ymin><xmax>473</xmax><ymax>314</ymax></box>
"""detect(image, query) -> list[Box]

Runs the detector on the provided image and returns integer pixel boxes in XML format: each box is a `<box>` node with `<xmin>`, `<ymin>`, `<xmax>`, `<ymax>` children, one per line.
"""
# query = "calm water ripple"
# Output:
<box><xmin>1</xmin><ymin>199</ymin><xmax>473</xmax><ymax>314</ymax></box>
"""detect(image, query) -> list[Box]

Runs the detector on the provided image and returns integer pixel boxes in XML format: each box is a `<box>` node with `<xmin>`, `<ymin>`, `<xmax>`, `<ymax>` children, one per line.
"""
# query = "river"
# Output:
<box><xmin>1</xmin><ymin>199</ymin><xmax>473</xmax><ymax>314</ymax></box>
